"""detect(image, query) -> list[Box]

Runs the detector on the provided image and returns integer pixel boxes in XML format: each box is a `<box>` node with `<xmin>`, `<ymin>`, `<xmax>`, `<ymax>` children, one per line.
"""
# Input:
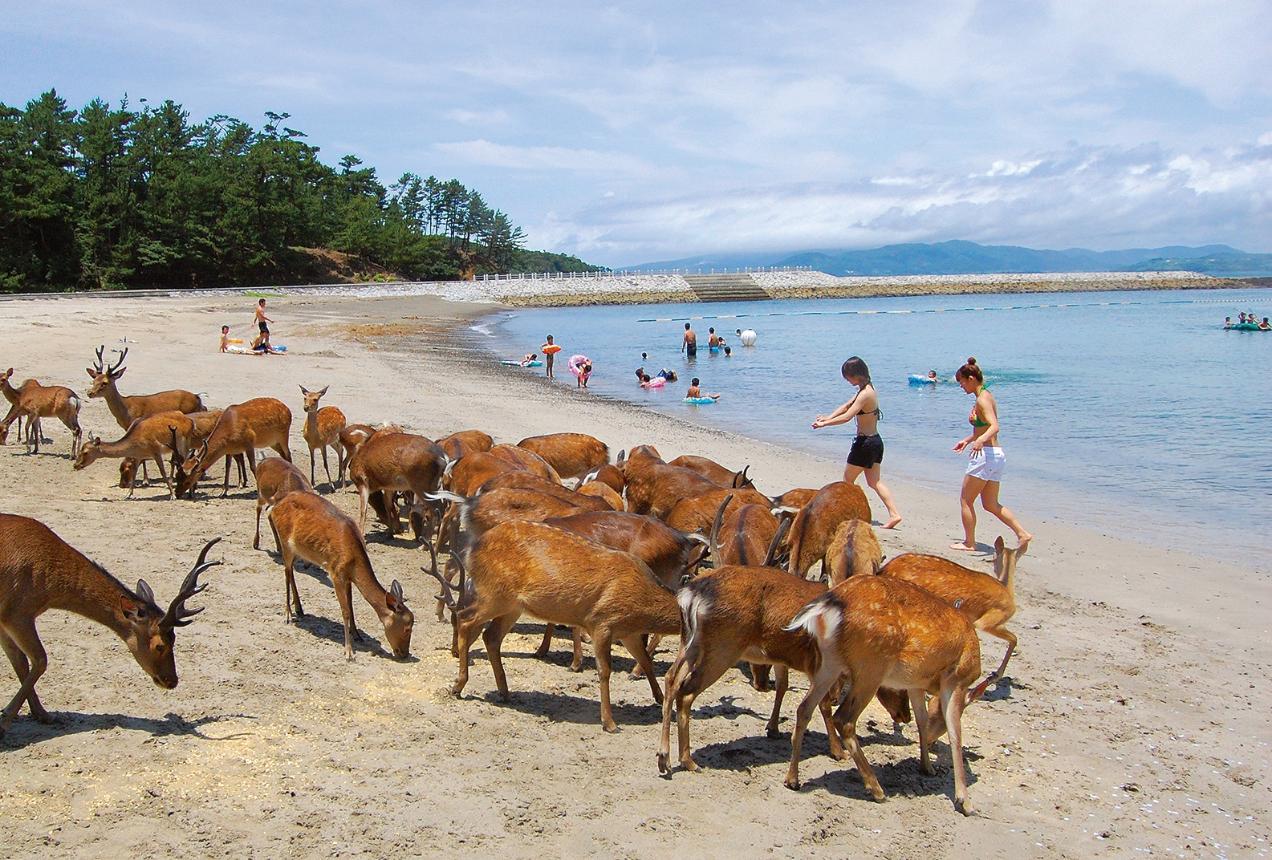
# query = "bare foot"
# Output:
<box><xmin>882</xmin><ymin>516</ymin><xmax>903</xmax><ymax>529</ymax></box>
<box><xmin>1016</xmin><ymin>533</ymin><xmax>1033</xmax><ymax>554</ymax></box>
<box><xmin>949</xmin><ymin>542</ymin><xmax>977</xmax><ymax>552</ymax></box>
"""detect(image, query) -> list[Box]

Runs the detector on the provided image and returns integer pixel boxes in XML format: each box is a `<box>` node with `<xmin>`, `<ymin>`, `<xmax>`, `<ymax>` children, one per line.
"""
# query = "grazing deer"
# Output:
<box><xmin>580</xmin><ymin>463</ymin><xmax>626</xmax><ymax>495</ymax></box>
<box><xmin>267</xmin><ymin>492</ymin><xmax>413</xmax><ymax>660</ymax></box>
<box><xmin>299</xmin><ymin>385</ymin><xmax>346</xmax><ymax>490</ymax></box>
<box><xmin>0</xmin><ymin>374</ymin><xmax>83</xmax><ymax>456</ymax></box>
<box><xmin>782</xmin><ymin>575</ymin><xmax>982</xmax><ymax>815</ymax></box>
<box><xmin>487</xmin><ymin>444</ymin><xmax>561</xmax><ymax>483</ymax></box>
<box><xmin>0</xmin><ymin>516</ymin><xmax>218</xmax><ymax>738</ymax></box>
<box><xmin>253</xmin><ymin>457</ymin><xmax>313</xmax><ymax>550</ymax></box>
<box><xmin>347</xmin><ymin>432</ymin><xmax>448</xmax><ymax>542</ymax></box>
<box><xmin>516</xmin><ymin>432</ymin><xmax>608</xmax><ymax>480</ymax></box>
<box><xmin>86</xmin><ymin>346</ymin><xmax>203</xmax><ymax>429</ymax></box>
<box><xmin>823</xmin><ymin>519</ymin><xmax>884</xmax><ymax>586</ymax></box>
<box><xmin>430</xmin><ymin>521</ymin><xmax>679</xmax><ymax>732</ymax></box>
<box><xmin>665</xmin><ymin>485</ymin><xmax>771</xmax><ymax>534</ymax></box>
<box><xmin>668</xmin><ymin>455</ymin><xmax>755</xmax><ymax>489</ymax></box>
<box><xmin>74</xmin><ymin>411</ymin><xmax>195</xmax><ymax>498</ymax></box>
<box><xmin>878</xmin><ymin>537</ymin><xmax>1022</xmax><ymax>696</ymax></box>
<box><xmin>576</xmin><ymin>480</ymin><xmax>624</xmax><ymax>511</ymax></box>
<box><xmin>439</xmin><ymin>429</ymin><xmax>494</xmax><ymax>460</ymax></box>
<box><xmin>176</xmin><ymin>397</ymin><xmax>292</xmax><ymax>498</ymax></box>
<box><xmin>708</xmin><ymin>495</ymin><xmax>781</xmax><ymax>567</ymax></box>
<box><xmin>336</xmin><ymin>423</ymin><xmax>402</xmax><ymax>487</ymax></box>
<box><xmin>784</xmin><ymin>481</ymin><xmax>872</xmax><ymax>578</ymax></box>
<box><xmin>771</xmin><ymin>487</ymin><xmax>817</xmax><ymax>512</ymax></box>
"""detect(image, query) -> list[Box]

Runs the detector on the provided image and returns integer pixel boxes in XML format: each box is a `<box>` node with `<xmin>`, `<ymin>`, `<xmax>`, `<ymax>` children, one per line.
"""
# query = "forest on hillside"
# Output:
<box><xmin>0</xmin><ymin>90</ymin><xmax>599</xmax><ymax>293</ymax></box>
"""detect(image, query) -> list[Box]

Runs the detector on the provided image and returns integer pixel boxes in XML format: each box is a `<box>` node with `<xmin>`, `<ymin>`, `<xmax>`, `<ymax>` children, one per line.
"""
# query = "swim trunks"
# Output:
<box><xmin>686</xmin><ymin>343</ymin><xmax>697</xmax><ymax>357</ymax></box>
<box><xmin>847</xmin><ymin>433</ymin><xmax>884</xmax><ymax>468</ymax></box>
<box><xmin>965</xmin><ymin>446</ymin><xmax>1006</xmax><ymax>481</ymax></box>
<box><xmin>258</xmin><ymin>321</ymin><xmax>269</xmax><ymax>334</ymax></box>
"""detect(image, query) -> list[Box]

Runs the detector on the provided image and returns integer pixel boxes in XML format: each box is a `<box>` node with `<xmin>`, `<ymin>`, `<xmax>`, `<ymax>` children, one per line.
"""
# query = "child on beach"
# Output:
<box><xmin>951</xmin><ymin>356</ymin><xmax>1032</xmax><ymax>552</ymax></box>
<box><xmin>686</xmin><ymin>378</ymin><xmax>719</xmax><ymax>400</ymax></box>
<box><xmin>254</xmin><ymin>298</ymin><xmax>273</xmax><ymax>336</ymax></box>
<box><xmin>541</xmin><ymin>335</ymin><xmax>558</xmax><ymax>378</ymax></box>
<box><xmin>811</xmin><ymin>356</ymin><xmax>903</xmax><ymax>529</ymax></box>
<box><xmin>219</xmin><ymin>325</ymin><xmax>231</xmax><ymax>352</ymax></box>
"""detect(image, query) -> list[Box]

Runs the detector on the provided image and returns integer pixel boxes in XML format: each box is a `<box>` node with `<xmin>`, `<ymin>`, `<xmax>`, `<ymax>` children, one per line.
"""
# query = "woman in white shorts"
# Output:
<box><xmin>951</xmin><ymin>357</ymin><xmax>1032</xmax><ymax>553</ymax></box>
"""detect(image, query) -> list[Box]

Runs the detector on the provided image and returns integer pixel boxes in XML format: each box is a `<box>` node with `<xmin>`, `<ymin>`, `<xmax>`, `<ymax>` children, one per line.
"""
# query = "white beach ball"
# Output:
<box><xmin>740</xmin><ymin>329</ymin><xmax>757</xmax><ymax>346</ymax></box>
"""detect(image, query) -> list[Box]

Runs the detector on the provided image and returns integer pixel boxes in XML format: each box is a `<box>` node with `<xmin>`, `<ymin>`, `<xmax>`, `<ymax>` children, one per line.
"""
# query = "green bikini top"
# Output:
<box><xmin>970</xmin><ymin>387</ymin><xmax>990</xmax><ymax>428</ymax></box>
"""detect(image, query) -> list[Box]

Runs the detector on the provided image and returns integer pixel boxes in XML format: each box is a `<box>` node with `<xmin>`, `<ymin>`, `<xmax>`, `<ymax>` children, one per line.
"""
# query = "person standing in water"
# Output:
<box><xmin>540</xmin><ymin>334</ymin><xmax>558</xmax><ymax>379</ymax></box>
<box><xmin>951</xmin><ymin>357</ymin><xmax>1032</xmax><ymax>552</ymax></box>
<box><xmin>811</xmin><ymin>356</ymin><xmax>903</xmax><ymax>529</ymax></box>
<box><xmin>681</xmin><ymin>322</ymin><xmax>697</xmax><ymax>357</ymax></box>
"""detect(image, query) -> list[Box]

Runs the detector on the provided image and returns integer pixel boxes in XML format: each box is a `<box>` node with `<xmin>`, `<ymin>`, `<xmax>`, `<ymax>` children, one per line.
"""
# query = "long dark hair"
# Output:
<box><xmin>841</xmin><ymin>356</ymin><xmax>871</xmax><ymax>385</ymax></box>
<box><xmin>956</xmin><ymin>356</ymin><xmax>983</xmax><ymax>383</ymax></box>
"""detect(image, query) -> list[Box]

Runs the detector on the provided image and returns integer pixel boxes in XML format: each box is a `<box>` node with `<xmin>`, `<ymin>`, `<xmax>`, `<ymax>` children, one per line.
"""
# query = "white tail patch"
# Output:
<box><xmin>677</xmin><ymin>589</ymin><xmax>711</xmax><ymax>654</ymax></box>
<box><xmin>783</xmin><ymin>598</ymin><xmax>841</xmax><ymax>642</ymax></box>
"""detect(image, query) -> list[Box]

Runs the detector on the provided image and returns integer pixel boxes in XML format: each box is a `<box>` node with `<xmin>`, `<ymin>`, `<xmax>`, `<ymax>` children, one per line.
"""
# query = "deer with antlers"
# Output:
<box><xmin>267</xmin><ymin>492</ymin><xmax>413</xmax><ymax>660</ymax></box>
<box><xmin>74</xmin><ymin>411</ymin><xmax>195</xmax><ymax>498</ymax></box>
<box><xmin>0</xmin><ymin>516</ymin><xmax>218</xmax><ymax>738</ymax></box>
<box><xmin>86</xmin><ymin>346</ymin><xmax>203</xmax><ymax>430</ymax></box>
<box><xmin>176</xmin><ymin>397</ymin><xmax>292</xmax><ymax>498</ymax></box>
<box><xmin>299</xmin><ymin>386</ymin><xmax>346</xmax><ymax>490</ymax></box>
<box><xmin>0</xmin><ymin>370</ymin><xmax>82</xmax><ymax>456</ymax></box>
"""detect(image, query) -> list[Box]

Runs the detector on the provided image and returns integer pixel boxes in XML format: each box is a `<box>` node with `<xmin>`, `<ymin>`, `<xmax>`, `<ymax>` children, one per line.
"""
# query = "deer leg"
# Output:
<box><xmin>309</xmin><ymin>447</ymin><xmax>317</xmax><ymax>488</ymax></box>
<box><xmin>276</xmin><ymin>442</ymin><xmax>292</xmax><ymax>463</ymax></box>
<box><xmin>749</xmin><ymin>661</ymin><xmax>772</xmax><ymax>691</ymax></box>
<box><xmin>941</xmin><ymin>676</ymin><xmax>973</xmax><ymax>815</ymax></box>
<box><xmin>988</xmin><ymin>625</ymin><xmax>1017</xmax><ymax>688</ymax></box>
<box><xmin>783</xmin><ymin>668</ymin><xmax>841</xmax><ymax>791</ymax></box>
<box><xmin>452</xmin><ymin>603</ymin><xmax>489</xmax><ymax>697</ymax></box>
<box><xmin>357</xmin><ymin>486</ymin><xmax>370</xmax><ymax>532</ymax></box>
<box><xmin>534</xmin><ymin>623</ymin><xmax>556</xmax><ymax>658</ymax></box>
<box><xmin>657</xmin><ymin>650</ymin><xmax>688</xmax><ymax>773</ymax></box>
<box><xmin>909</xmin><ymin>688</ymin><xmax>934</xmax><ymax>775</ymax></box>
<box><xmin>830</xmin><ymin>672</ymin><xmax>888</xmax><ymax>802</ymax></box>
<box><xmin>254</xmin><ymin>502</ymin><xmax>265</xmax><ymax>550</ymax></box>
<box><xmin>818</xmin><ymin>685</ymin><xmax>848</xmax><ymax>761</ymax></box>
<box><xmin>593</xmin><ymin>627</ymin><xmax>619</xmax><ymax>733</ymax></box>
<box><xmin>336</xmin><ymin>579</ymin><xmax>356</xmax><ymax>661</ymax></box>
<box><xmin>65</xmin><ymin>414</ymin><xmax>82</xmax><ymax>458</ymax></box>
<box><xmin>0</xmin><ymin>620</ymin><xmax>48</xmax><ymax>737</ymax></box>
<box><xmin>281</xmin><ymin>552</ymin><xmax>298</xmax><ymax>624</ymax></box>
<box><xmin>570</xmin><ymin>627</ymin><xmax>585</xmax><ymax>672</ymax></box>
<box><xmin>153</xmin><ymin>454</ymin><xmax>173</xmax><ymax>499</ymax></box>
<box><xmin>0</xmin><ymin>630</ymin><xmax>50</xmax><ymax>723</ymax></box>
<box><xmin>482</xmin><ymin>612</ymin><xmax>519</xmax><ymax>702</ymax></box>
<box><xmin>321</xmin><ymin>445</ymin><xmax>334</xmax><ymax>490</ymax></box>
<box><xmin>766</xmin><ymin>664</ymin><xmax>788</xmax><ymax>738</ymax></box>
<box><xmin>622</xmin><ymin>635</ymin><xmax>663</xmax><ymax>705</ymax></box>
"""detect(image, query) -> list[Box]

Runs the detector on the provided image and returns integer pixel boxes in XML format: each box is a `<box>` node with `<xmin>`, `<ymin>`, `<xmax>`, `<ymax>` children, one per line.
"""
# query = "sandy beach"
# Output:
<box><xmin>0</xmin><ymin>290</ymin><xmax>1268</xmax><ymax>858</ymax></box>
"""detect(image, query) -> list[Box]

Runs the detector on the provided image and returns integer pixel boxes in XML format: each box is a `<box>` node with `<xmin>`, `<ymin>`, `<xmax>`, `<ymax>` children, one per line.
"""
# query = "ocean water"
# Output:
<box><xmin>482</xmin><ymin>288</ymin><xmax>1272</xmax><ymax>559</ymax></box>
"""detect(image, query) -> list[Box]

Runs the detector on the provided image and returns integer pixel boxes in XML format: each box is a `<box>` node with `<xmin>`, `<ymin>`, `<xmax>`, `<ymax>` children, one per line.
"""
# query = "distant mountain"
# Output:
<box><xmin>626</xmin><ymin>241</ymin><xmax>1263</xmax><ymax>277</ymax></box>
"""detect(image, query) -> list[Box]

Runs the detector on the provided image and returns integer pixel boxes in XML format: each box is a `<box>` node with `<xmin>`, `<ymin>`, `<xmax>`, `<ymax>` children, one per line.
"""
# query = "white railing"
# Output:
<box><xmin>476</xmin><ymin>265</ymin><xmax>817</xmax><ymax>282</ymax></box>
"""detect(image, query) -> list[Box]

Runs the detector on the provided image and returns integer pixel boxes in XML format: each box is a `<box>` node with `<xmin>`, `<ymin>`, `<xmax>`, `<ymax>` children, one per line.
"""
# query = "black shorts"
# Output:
<box><xmin>686</xmin><ymin>344</ymin><xmax>697</xmax><ymax>357</ymax></box>
<box><xmin>258</xmin><ymin>320</ymin><xmax>269</xmax><ymax>334</ymax></box>
<box><xmin>847</xmin><ymin>434</ymin><xmax>884</xmax><ymax>468</ymax></box>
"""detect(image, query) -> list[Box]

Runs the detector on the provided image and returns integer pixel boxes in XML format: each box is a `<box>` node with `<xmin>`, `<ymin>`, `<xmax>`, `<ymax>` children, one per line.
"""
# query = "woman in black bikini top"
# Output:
<box><xmin>810</xmin><ymin>356</ymin><xmax>903</xmax><ymax>529</ymax></box>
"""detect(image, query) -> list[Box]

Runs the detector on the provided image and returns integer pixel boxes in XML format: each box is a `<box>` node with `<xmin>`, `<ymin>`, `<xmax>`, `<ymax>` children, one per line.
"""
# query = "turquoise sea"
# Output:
<box><xmin>483</xmin><ymin>287</ymin><xmax>1272</xmax><ymax>560</ymax></box>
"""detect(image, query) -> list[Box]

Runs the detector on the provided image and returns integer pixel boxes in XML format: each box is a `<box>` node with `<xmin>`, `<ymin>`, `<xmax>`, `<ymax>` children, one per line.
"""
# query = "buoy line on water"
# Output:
<box><xmin>636</xmin><ymin>294</ymin><xmax>1267</xmax><ymax>323</ymax></box>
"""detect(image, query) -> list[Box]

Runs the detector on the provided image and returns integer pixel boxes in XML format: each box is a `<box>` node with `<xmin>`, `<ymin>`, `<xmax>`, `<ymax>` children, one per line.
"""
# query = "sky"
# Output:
<box><xmin>3</xmin><ymin>1</ymin><xmax>1270</xmax><ymax>267</ymax></box>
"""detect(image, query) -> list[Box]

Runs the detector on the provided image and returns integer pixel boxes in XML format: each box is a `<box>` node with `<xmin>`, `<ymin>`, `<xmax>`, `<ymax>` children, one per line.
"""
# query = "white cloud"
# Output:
<box><xmin>434</xmin><ymin>139</ymin><xmax>655</xmax><ymax>174</ymax></box>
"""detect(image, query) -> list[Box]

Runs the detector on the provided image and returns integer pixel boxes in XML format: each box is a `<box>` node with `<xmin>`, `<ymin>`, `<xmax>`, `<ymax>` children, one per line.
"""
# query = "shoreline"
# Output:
<box><xmin>0</xmin><ymin>290</ymin><xmax>1268</xmax><ymax>856</ymax></box>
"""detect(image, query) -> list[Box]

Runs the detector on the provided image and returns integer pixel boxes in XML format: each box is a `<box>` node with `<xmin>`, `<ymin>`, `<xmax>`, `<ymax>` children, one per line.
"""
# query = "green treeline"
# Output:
<box><xmin>0</xmin><ymin>89</ymin><xmax>599</xmax><ymax>293</ymax></box>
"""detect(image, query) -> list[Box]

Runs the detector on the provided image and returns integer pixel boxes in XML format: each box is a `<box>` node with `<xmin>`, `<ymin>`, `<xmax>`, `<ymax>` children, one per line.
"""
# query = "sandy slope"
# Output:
<box><xmin>0</xmin><ymin>292</ymin><xmax>1267</xmax><ymax>858</ymax></box>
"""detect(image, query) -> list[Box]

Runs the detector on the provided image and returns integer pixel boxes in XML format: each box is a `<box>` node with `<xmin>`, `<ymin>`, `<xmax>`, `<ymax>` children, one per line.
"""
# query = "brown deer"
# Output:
<box><xmin>576</xmin><ymin>480</ymin><xmax>624</xmax><ymax>511</ymax></box>
<box><xmin>176</xmin><ymin>397</ymin><xmax>292</xmax><ymax>498</ymax></box>
<box><xmin>0</xmin><ymin>367</ymin><xmax>33</xmax><ymax>443</ymax></box>
<box><xmin>876</xmin><ymin>537</ymin><xmax>1022</xmax><ymax>696</ymax></box>
<box><xmin>347</xmin><ymin>432</ymin><xmax>448</xmax><ymax>541</ymax></box>
<box><xmin>517</xmin><ymin>432</ymin><xmax>608</xmax><ymax>480</ymax></box>
<box><xmin>0</xmin><ymin>373</ymin><xmax>82</xmax><ymax>456</ymax></box>
<box><xmin>708</xmin><ymin>495</ymin><xmax>781</xmax><ymax>567</ymax></box>
<box><xmin>667</xmin><ymin>454</ymin><xmax>755</xmax><ymax>489</ymax></box>
<box><xmin>657</xmin><ymin>562</ymin><xmax>848</xmax><ymax>775</ymax></box>
<box><xmin>784</xmin><ymin>481</ymin><xmax>872</xmax><ymax>578</ymax></box>
<box><xmin>438</xmin><ymin>429</ymin><xmax>494</xmax><ymax>460</ymax></box>
<box><xmin>771</xmin><ymin>487</ymin><xmax>817</xmax><ymax>512</ymax></box>
<box><xmin>0</xmin><ymin>516</ymin><xmax>218</xmax><ymax>738</ymax></box>
<box><xmin>86</xmin><ymin>346</ymin><xmax>203</xmax><ymax>429</ymax></box>
<box><xmin>664</xmin><ymin>485</ymin><xmax>771</xmax><ymax>533</ymax></box>
<box><xmin>782</xmin><ymin>575</ymin><xmax>982</xmax><ymax>815</ymax></box>
<box><xmin>823</xmin><ymin>519</ymin><xmax>885</xmax><ymax>586</ymax></box>
<box><xmin>127</xmin><ymin>410</ymin><xmax>247</xmax><ymax>497</ymax></box>
<box><xmin>581</xmin><ymin>462</ymin><xmax>626</xmax><ymax>495</ymax></box>
<box><xmin>336</xmin><ymin>423</ymin><xmax>402</xmax><ymax>487</ymax></box>
<box><xmin>487</xmin><ymin>443</ymin><xmax>562</xmax><ymax>482</ymax></box>
<box><xmin>299</xmin><ymin>385</ymin><xmax>346</xmax><ymax>490</ymax></box>
<box><xmin>267</xmin><ymin>492</ymin><xmax>413</xmax><ymax>660</ymax></box>
<box><xmin>253</xmin><ymin>457</ymin><xmax>314</xmax><ymax>550</ymax></box>
<box><xmin>430</xmin><ymin>521</ymin><xmax>680</xmax><ymax>732</ymax></box>
<box><xmin>74</xmin><ymin>411</ymin><xmax>195</xmax><ymax>498</ymax></box>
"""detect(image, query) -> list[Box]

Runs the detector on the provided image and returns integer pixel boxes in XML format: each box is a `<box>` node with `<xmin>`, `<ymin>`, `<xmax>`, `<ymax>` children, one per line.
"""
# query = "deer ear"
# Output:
<box><xmin>388</xmin><ymin>579</ymin><xmax>407</xmax><ymax>609</ymax></box>
<box><xmin>85</xmin><ymin>368</ymin><xmax>97</xmax><ymax>379</ymax></box>
<box><xmin>114</xmin><ymin>367</ymin><xmax>126</xmax><ymax>379</ymax></box>
<box><xmin>299</xmin><ymin>385</ymin><xmax>308</xmax><ymax>395</ymax></box>
<box><xmin>318</xmin><ymin>386</ymin><xmax>328</xmax><ymax>397</ymax></box>
<box><xmin>135</xmin><ymin>579</ymin><xmax>156</xmax><ymax>605</ymax></box>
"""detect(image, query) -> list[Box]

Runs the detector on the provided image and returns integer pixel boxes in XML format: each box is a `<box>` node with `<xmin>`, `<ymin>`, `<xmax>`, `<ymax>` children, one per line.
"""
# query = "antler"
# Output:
<box><xmin>708</xmin><ymin>493</ymin><xmax>733</xmax><ymax>564</ymax></box>
<box><xmin>161</xmin><ymin>537</ymin><xmax>221</xmax><ymax>630</ymax></box>
<box><xmin>422</xmin><ymin>564</ymin><xmax>459</xmax><ymax>611</ymax></box>
<box><xmin>763</xmin><ymin>516</ymin><xmax>792</xmax><ymax>568</ymax></box>
<box><xmin>107</xmin><ymin>347</ymin><xmax>128</xmax><ymax>376</ymax></box>
<box><xmin>93</xmin><ymin>345</ymin><xmax>106</xmax><ymax>373</ymax></box>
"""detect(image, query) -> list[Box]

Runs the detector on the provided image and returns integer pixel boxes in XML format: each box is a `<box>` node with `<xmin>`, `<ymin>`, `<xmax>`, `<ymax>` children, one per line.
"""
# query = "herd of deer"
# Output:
<box><xmin>0</xmin><ymin>347</ymin><xmax>1024</xmax><ymax>816</ymax></box>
